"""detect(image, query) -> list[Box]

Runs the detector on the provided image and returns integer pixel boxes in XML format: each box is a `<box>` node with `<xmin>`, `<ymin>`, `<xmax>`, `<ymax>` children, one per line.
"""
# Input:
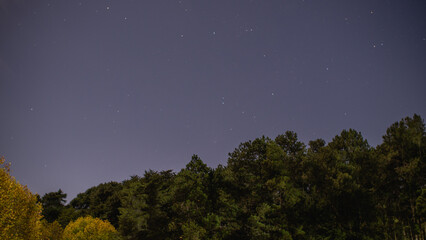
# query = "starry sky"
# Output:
<box><xmin>1</xmin><ymin>0</ymin><xmax>425</xmax><ymax>201</ymax></box>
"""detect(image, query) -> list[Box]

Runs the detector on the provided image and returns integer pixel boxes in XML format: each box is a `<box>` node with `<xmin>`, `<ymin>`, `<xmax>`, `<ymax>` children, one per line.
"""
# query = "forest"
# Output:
<box><xmin>1</xmin><ymin>114</ymin><xmax>425</xmax><ymax>240</ymax></box>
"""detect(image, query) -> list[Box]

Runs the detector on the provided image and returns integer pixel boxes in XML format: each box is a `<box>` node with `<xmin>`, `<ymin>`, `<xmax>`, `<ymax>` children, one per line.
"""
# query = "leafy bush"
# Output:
<box><xmin>63</xmin><ymin>216</ymin><xmax>120</xmax><ymax>240</ymax></box>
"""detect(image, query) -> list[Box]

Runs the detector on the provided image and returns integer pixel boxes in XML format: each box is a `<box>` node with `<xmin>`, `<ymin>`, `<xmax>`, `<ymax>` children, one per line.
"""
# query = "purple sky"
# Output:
<box><xmin>1</xmin><ymin>0</ymin><xmax>425</xmax><ymax>201</ymax></box>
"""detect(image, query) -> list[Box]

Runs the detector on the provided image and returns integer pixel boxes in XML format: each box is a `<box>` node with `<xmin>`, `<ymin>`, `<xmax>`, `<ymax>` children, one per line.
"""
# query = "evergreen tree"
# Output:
<box><xmin>40</xmin><ymin>189</ymin><xmax>67</xmax><ymax>223</ymax></box>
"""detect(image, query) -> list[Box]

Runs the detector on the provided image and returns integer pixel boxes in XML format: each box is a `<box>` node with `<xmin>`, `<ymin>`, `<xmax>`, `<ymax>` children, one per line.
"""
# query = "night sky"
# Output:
<box><xmin>1</xmin><ymin>0</ymin><xmax>425</xmax><ymax>201</ymax></box>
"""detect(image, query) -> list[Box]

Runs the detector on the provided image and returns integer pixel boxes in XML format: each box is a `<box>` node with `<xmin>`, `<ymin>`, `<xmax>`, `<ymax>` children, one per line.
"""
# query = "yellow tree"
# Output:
<box><xmin>0</xmin><ymin>157</ymin><xmax>43</xmax><ymax>240</ymax></box>
<box><xmin>40</xmin><ymin>220</ymin><xmax>63</xmax><ymax>240</ymax></box>
<box><xmin>63</xmin><ymin>216</ymin><xmax>120</xmax><ymax>240</ymax></box>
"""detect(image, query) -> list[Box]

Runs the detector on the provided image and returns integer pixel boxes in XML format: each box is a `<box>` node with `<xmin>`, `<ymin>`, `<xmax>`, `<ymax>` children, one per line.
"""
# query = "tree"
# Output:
<box><xmin>69</xmin><ymin>182</ymin><xmax>123</xmax><ymax>228</ymax></box>
<box><xmin>0</xmin><ymin>157</ymin><xmax>43</xmax><ymax>240</ymax></box>
<box><xmin>41</xmin><ymin>189</ymin><xmax>67</xmax><ymax>223</ymax></box>
<box><xmin>40</xmin><ymin>220</ymin><xmax>63</xmax><ymax>240</ymax></box>
<box><xmin>10</xmin><ymin>114</ymin><xmax>421</xmax><ymax>239</ymax></box>
<box><xmin>327</xmin><ymin>129</ymin><xmax>376</xmax><ymax>238</ymax></box>
<box><xmin>119</xmin><ymin>171</ymin><xmax>174</xmax><ymax>239</ymax></box>
<box><xmin>168</xmin><ymin>155</ymin><xmax>210</xmax><ymax>239</ymax></box>
<box><xmin>376</xmin><ymin>114</ymin><xmax>426</xmax><ymax>239</ymax></box>
<box><xmin>62</xmin><ymin>216</ymin><xmax>120</xmax><ymax>240</ymax></box>
<box><xmin>416</xmin><ymin>187</ymin><xmax>426</xmax><ymax>239</ymax></box>
<box><xmin>223</xmin><ymin>137</ymin><xmax>302</xmax><ymax>239</ymax></box>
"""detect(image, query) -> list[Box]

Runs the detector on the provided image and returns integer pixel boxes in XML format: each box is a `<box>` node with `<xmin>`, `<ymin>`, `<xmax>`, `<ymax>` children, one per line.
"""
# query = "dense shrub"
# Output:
<box><xmin>62</xmin><ymin>216</ymin><xmax>120</xmax><ymax>240</ymax></box>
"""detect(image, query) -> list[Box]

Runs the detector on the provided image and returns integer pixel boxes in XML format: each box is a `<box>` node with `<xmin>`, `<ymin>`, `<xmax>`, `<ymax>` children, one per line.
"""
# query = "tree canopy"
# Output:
<box><xmin>0</xmin><ymin>157</ymin><xmax>42</xmax><ymax>240</ymax></box>
<box><xmin>2</xmin><ymin>114</ymin><xmax>425</xmax><ymax>240</ymax></box>
<box><xmin>62</xmin><ymin>216</ymin><xmax>119</xmax><ymax>240</ymax></box>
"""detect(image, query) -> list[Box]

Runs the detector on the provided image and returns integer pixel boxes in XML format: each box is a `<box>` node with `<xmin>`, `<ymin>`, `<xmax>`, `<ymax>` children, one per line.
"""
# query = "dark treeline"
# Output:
<box><xmin>39</xmin><ymin>115</ymin><xmax>425</xmax><ymax>240</ymax></box>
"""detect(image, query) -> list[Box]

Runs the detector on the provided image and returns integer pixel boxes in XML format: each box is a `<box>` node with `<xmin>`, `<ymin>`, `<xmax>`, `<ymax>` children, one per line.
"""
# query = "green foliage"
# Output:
<box><xmin>375</xmin><ymin>114</ymin><xmax>426</xmax><ymax>239</ymax></box>
<box><xmin>41</xmin><ymin>189</ymin><xmax>67</xmax><ymax>223</ymax></box>
<box><xmin>8</xmin><ymin>114</ymin><xmax>423</xmax><ymax>239</ymax></box>
<box><xmin>102</xmin><ymin>115</ymin><xmax>424</xmax><ymax>239</ymax></box>
<box><xmin>118</xmin><ymin>170</ymin><xmax>174</xmax><ymax>239</ymax></box>
<box><xmin>69</xmin><ymin>181</ymin><xmax>123</xmax><ymax>228</ymax></box>
<box><xmin>168</xmin><ymin>155</ymin><xmax>211</xmax><ymax>238</ymax></box>
<box><xmin>181</xmin><ymin>220</ymin><xmax>206</xmax><ymax>240</ymax></box>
